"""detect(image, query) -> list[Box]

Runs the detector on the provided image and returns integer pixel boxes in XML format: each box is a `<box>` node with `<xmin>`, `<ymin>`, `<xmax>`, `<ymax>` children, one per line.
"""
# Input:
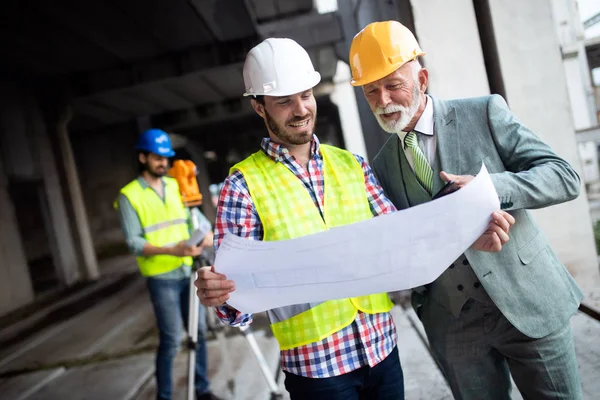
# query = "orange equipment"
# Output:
<box><xmin>169</xmin><ymin>160</ymin><xmax>203</xmax><ymax>207</ymax></box>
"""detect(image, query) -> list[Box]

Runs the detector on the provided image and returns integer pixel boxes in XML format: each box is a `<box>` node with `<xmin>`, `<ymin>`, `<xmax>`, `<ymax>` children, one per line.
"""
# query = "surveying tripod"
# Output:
<box><xmin>169</xmin><ymin>160</ymin><xmax>283</xmax><ymax>400</ymax></box>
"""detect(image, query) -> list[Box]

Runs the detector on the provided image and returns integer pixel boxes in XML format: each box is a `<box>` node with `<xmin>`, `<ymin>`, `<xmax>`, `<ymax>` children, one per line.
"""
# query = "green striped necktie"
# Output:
<box><xmin>405</xmin><ymin>131</ymin><xmax>434</xmax><ymax>195</ymax></box>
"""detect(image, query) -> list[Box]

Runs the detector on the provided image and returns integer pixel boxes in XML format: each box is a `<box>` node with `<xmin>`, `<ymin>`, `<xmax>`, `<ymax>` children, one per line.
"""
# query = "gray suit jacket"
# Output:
<box><xmin>372</xmin><ymin>94</ymin><xmax>584</xmax><ymax>339</ymax></box>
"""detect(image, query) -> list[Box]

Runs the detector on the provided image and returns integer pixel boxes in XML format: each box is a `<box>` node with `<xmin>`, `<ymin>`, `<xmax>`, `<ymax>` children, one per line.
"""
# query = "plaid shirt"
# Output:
<box><xmin>214</xmin><ymin>135</ymin><xmax>398</xmax><ymax>378</ymax></box>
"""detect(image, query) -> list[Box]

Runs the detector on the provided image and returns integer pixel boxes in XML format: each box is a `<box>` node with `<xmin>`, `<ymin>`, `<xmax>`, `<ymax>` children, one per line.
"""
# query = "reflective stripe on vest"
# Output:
<box><xmin>117</xmin><ymin>177</ymin><xmax>192</xmax><ymax>276</ymax></box>
<box><xmin>231</xmin><ymin>144</ymin><xmax>393</xmax><ymax>350</ymax></box>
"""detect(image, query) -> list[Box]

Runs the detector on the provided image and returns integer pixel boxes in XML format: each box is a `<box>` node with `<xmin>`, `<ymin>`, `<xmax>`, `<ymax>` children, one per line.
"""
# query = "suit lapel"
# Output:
<box><xmin>432</xmin><ymin>97</ymin><xmax>460</xmax><ymax>195</ymax></box>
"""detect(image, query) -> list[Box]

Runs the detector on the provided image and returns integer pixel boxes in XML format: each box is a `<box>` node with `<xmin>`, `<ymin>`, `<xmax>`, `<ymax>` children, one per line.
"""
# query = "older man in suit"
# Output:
<box><xmin>349</xmin><ymin>21</ymin><xmax>584</xmax><ymax>399</ymax></box>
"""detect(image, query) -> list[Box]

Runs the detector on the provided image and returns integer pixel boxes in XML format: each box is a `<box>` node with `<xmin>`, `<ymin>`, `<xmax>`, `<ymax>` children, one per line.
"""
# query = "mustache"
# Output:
<box><xmin>287</xmin><ymin>114</ymin><xmax>312</xmax><ymax>123</ymax></box>
<box><xmin>375</xmin><ymin>104</ymin><xmax>407</xmax><ymax>115</ymax></box>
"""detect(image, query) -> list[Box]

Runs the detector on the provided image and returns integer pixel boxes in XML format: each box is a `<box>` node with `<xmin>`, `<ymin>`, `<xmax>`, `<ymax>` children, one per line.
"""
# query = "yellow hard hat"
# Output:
<box><xmin>349</xmin><ymin>21</ymin><xmax>426</xmax><ymax>87</ymax></box>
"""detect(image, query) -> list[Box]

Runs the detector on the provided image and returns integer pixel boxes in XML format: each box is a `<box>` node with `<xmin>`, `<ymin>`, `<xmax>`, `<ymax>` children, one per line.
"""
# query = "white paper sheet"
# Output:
<box><xmin>214</xmin><ymin>164</ymin><xmax>500</xmax><ymax>314</ymax></box>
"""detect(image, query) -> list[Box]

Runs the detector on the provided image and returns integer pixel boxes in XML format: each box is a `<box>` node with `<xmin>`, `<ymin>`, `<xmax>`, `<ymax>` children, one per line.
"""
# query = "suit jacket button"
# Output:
<box><xmin>457</xmin><ymin>284</ymin><xmax>464</xmax><ymax>291</ymax></box>
<box><xmin>462</xmin><ymin>259</ymin><xmax>469</xmax><ymax>266</ymax></box>
<box><xmin>449</xmin><ymin>263</ymin><xmax>455</xmax><ymax>269</ymax></box>
<box><xmin>474</xmin><ymin>282</ymin><xmax>481</xmax><ymax>288</ymax></box>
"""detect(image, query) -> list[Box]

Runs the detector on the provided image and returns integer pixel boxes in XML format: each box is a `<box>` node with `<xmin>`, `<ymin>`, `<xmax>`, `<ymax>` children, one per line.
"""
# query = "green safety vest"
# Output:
<box><xmin>116</xmin><ymin>177</ymin><xmax>192</xmax><ymax>276</ymax></box>
<box><xmin>231</xmin><ymin>144</ymin><xmax>393</xmax><ymax>350</ymax></box>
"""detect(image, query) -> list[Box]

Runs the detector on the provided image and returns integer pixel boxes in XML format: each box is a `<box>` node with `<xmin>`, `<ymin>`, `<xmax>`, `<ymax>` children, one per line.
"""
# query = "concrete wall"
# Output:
<box><xmin>70</xmin><ymin>124</ymin><xmax>138</xmax><ymax>255</ymax></box>
<box><xmin>489</xmin><ymin>0</ymin><xmax>599</xmax><ymax>297</ymax></box>
<box><xmin>336</xmin><ymin>0</ymin><xmax>413</xmax><ymax>160</ymax></box>
<box><xmin>330</xmin><ymin>61</ymin><xmax>369</xmax><ymax>159</ymax></box>
<box><xmin>0</xmin><ymin>82</ymin><xmax>86</xmax><ymax>315</ymax></box>
<box><xmin>563</xmin><ymin>55</ymin><xmax>596</xmax><ymax>130</ymax></box>
<box><xmin>410</xmin><ymin>0</ymin><xmax>490</xmax><ymax>98</ymax></box>
<box><xmin>578</xmin><ymin>141</ymin><xmax>600</xmax><ymax>182</ymax></box>
<box><xmin>0</xmin><ymin>113</ymin><xmax>34</xmax><ymax>315</ymax></box>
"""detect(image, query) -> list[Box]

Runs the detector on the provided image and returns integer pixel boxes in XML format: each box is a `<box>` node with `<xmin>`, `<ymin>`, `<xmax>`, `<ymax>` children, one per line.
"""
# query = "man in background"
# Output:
<box><xmin>115</xmin><ymin>128</ymin><xmax>221</xmax><ymax>400</ymax></box>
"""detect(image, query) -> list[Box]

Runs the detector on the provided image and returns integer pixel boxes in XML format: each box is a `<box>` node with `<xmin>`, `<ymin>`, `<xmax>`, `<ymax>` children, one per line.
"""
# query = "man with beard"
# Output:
<box><xmin>194</xmin><ymin>38</ymin><xmax>512</xmax><ymax>399</ymax></box>
<box><xmin>115</xmin><ymin>128</ymin><xmax>221</xmax><ymax>400</ymax></box>
<box><xmin>349</xmin><ymin>21</ymin><xmax>584</xmax><ymax>399</ymax></box>
<box><xmin>196</xmin><ymin>37</ymin><xmax>403</xmax><ymax>399</ymax></box>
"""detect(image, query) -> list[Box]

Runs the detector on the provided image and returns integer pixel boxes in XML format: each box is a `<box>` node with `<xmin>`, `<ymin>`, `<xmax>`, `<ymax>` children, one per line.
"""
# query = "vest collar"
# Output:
<box><xmin>137</xmin><ymin>176</ymin><xmax>166</xmax><ymax>190</ymax></box>
<box><xmin>260</xmin><ymin>134</ymin><xmax>321</xmax><ymax>163</ymax></box>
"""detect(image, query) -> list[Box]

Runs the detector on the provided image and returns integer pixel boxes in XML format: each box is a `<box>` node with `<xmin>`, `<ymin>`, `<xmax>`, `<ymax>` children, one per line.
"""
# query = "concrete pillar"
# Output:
<box><xmin>330</xmin><ymin>61</ymin><xmax>369</xmax><ymax>159</ymax></box>
<box><xmin>488</xmin><ymin>0</ymin><xmax>600</xmax><ymax>299</ymax></box>
<box><xmin>185</xmin><ymin>141</ymin><xmax>217</xmax><ymax>223</ymax></box>
<box><xmin>336</xmin><ymin>0</ymin><xmax>413</xmax><ymax>160</ymax></box>
<box><xmin>56</xmin><ymin>106</ymin><xmax>99</xmax><ymax>280</ymax></box>
<box><xmin>551</xmin><ymin>0</ymin><xmax>597</xmax><ymax>128</ymax></box>
<box><xmin>410</xmin><ymin>0</ymin><xmax>490</xmax><ymax>98</ymax></box>
<box><xmin>28</xmin><ymin>95</ymin><xmax>80</xmax><ymax>286</ymax></box>
<box><xmin>0</xmin><ymin>147</ymin><xmax>34</xmax><ymax>316</ymax></box>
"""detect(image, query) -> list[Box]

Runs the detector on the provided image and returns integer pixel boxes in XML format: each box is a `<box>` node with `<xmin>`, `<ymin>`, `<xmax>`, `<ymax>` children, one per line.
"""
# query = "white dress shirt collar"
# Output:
<box><xmin>413</xmin><ymin>95</ymin><xmax>434</xmax><ymax>135</ymax></box>
<box><xmin>397</xmin><ymin>95</ymin><xmax>434</xmax><ymax>142</ymax></box>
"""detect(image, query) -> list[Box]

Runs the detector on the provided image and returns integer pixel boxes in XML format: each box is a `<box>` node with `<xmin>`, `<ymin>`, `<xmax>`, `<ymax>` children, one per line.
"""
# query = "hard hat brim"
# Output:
<box><xmin>350</xmin><ymin>52</ymin><xmax>426</xmax><ymax>87</ymax></box>
<box><xmin>159</xmin><ymin>150</ymin><xmax>176</xmax><ymax>157</ymax></box>
<box><xmin>135</xmin><ymin>145</ymin><xmax>175</xmax><ymax>158</ymax></box>
<box><xmin>243</xmin><ymin>71</ymin><xmax>321</xmax><ymax>97</ymax></box>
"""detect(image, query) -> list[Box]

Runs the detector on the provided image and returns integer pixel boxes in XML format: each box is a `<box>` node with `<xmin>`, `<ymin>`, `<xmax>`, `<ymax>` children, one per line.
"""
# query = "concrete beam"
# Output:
<box><xmin>71</xmin><ymin>37</ymin><xmax>257</xmax><ymax>98</ymax></box>
<box><xmin>29</xmin><ymin>95</ymin><xmax>80</xmax><ymax>287</ymax></box>
<box><xmin>57</xmin><ymin>106</ymin><xmax>99</xmax><ymax>281</ymax></box>
<box><xmin>72</xmin><ymin>12</ymin><xmax>343</xmax><ymax>100</ymax></box>
<box><xmin>257</xmin><ymin>11</ymin><xmax>343</xmax><ymax>48</ymax></box>
<box><xmin>577</xmin><ymin>125</ymin><xmax>600</xmax><ymax>143</ymax></box>
<box><xmin>187</xmin><ymin>0</ymin><xmax>256</xmax><ymax>42</ymax></box>
<box><xmin>0</xmin><ymin>135</ymin><xmax>34</xmax><ymax>316</ymax></box>
<box><xmin>152</xmin><ymin>98</ymin><xmax>254</xmax><ymax>132</ymax></box>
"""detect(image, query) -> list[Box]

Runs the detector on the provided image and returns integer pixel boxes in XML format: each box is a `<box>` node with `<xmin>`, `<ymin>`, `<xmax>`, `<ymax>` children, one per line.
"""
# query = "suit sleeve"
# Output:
<box><xmin>486</xmin><ymin>94</ymin><xmax>580</xmax><ymax>210</ymax></box>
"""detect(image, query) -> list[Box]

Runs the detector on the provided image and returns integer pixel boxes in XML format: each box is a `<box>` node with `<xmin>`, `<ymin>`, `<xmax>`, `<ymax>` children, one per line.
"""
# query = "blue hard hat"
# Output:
<box><xmin>136</xmin><ymin>129</ymin><xmax>175</xmax><ymax>157</ymax></box>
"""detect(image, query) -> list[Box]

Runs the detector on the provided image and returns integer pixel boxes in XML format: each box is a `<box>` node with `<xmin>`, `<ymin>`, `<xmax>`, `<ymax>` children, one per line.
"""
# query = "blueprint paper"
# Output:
<box><xmin>214</xmin><ymin>164</ymin><xmax>499</xmax><ymax>314</ymax></box>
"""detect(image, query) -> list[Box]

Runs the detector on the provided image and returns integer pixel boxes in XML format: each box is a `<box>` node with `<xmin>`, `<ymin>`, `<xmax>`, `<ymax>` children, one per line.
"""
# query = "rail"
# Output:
<box><xmin>579</xmin><ymin>302</ymin><xmax>600</xmax><ymax>321</ymax></box>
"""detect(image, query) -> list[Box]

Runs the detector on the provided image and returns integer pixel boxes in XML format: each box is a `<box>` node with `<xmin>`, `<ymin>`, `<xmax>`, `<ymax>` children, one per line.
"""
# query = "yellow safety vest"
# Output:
<box><xmin>116</xmin><ymin>177</ymin><xmax>192</xmax><ymax>277</ymax></box>
<box><xmin>231</xmin><ymin>144</ymin><xmax>393</xmax><ymax>350</ymax></box>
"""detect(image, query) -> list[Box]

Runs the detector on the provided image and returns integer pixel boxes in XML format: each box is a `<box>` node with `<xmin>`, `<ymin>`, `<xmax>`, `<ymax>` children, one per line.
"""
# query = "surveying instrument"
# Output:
<box><xmin>169</xmin><ymin>160</ymin><xmax>283</xmax><ymax>400</ymax></box>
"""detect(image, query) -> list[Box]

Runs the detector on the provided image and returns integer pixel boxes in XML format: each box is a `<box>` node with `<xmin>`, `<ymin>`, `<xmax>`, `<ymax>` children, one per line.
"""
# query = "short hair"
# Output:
<box><xmin>252</xmin><ymin>95</ymin><xmax>265</xmax><ymax>105</ymax></box>
<box><xmin>410</xmin><ymin>59</ymin><xmax>422</xmax><ymax>79</ymax></box>
<box><xmin>137</xmin><ymin>150</ymin><xmax>149</xmax><ymax>174</ymax></box>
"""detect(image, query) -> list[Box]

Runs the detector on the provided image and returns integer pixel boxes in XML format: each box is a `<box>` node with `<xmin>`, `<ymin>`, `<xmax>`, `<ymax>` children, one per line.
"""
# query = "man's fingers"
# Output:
<box><xmin>488</xmin><ymin>223</ymin><xmax>509</xmax><ymax>244</ymax></box>
<box><xmin>199</xmin><ymin>293</ymin><xmax>231</xmax><ymax>307</ymax></box>
<box><xmin>199</xmin><ymin>278</ymin><xmax>235</xmax><ymax>291</ymax></box>
<box><xmin>500</xmin><ymin>211</ymin><xmax>516</xmax><ymax>225</ymax></box>
<box><xmin>491</xmin><ymin>212</ymin><xmax>511</xmax><ymax>233</ymax></box>
<box><xmin>197</xmin><ymin>286</ymin><xmax>232</xmax><ymax>307</ymax></box>
<box><xmin>195</xmin><ymin>266</ymin><xmax>235</xmax><ymax>293</ymax></box>
<box><xmin>198</xmin><ymin>266</ymin><xmax>227</xmax><ymax>280</ymax></box>
<box><xmin>440</xmin><ymin>171</ymin><xmax>455</xmax><ymax>183</ymax></box>
<box><xmin>202</xmin><ymin>288</ymin><xmax>233</xmax><ymax>298</ymax></box>
<box><xmin>188</xmin><ymin>248</ymin><xmax>203</xmax><ymax>257</ymax></box>
<box><xmin>489</xmin><ymin>232</ymin><xmax>502</xmax><ymax>252</ymax></box>
<box><xmin>440</xmin><ymin>171</ymin><xmax>472</xmax><ymax>187</ymax></box>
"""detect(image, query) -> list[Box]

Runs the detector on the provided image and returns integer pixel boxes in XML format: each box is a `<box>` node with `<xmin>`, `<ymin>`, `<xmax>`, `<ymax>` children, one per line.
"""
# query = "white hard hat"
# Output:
<box><xmin>243</xmin><ymin>38</ymin><xmax>321</xmax><ymax>97</ymax></box>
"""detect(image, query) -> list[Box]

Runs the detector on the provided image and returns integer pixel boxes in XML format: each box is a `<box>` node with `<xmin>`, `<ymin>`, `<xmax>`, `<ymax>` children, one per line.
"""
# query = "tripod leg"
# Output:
<box><xmin>239</xmin><ymin>325</ymin><xmax>283</xmax><ymax>398</ymax></box>
<box><xmin>187</xmin><ymin>270</ymin><xmax>199</xmax><ymax>400</ymax></box>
